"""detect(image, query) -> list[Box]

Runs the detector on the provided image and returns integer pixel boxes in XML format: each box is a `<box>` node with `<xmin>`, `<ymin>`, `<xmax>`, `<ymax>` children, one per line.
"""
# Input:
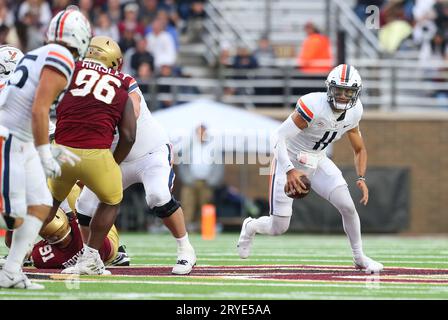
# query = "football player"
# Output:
<box><xmin>237</xmin><ymin>64</ymin><xmax>383</xmax><ymax>274</ymax></box>
<box><xmin>0</xmin><ymin>8</ymin><xmax>91</xmax><ymax>289</ymax></box>
<box><xmin>31</xmin><ymin>203</ymin><xmax>125</xmax><ymax>269</ymax></box>
<box><xmin>74</xmin><ymin>37</ymin><xmax>196</xmax><ymax>275</ymax></box>
<box><xmin>47</xmin><ymin>35</ymin><xmax>137</xmax><ymax>275</ymax></box>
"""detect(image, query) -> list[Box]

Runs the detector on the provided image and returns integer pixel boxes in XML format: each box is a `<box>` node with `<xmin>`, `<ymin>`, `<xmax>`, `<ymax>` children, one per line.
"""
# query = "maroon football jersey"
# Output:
<box><xmin>32</xmin><ymin>215</ymin><xmax>112</xmax><ymax>269</ymax></box>
<box><xmin>54</xmin><ymin>60</ymin><xmax>136</xmax><ymax>149</ymax></box>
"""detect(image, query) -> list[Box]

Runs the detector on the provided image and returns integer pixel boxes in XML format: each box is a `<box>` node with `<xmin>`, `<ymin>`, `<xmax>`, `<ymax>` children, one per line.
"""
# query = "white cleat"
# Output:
<box><xmin>354</xmin><ymin>256</ymin><xmax>384</xmax><ymax>274</ymax></box>
<box><xmin>0</xmin><ymin>269</ymin><xmax>44</xmax><ymax>290</ymax></box>
<box><xmin>237</xmin><ymin>217</ymin><xmax>255</xmax><ymax>259</ymax></box>
<box><xmin>62</xmin><ymin>248</ymin><xmax>111</xmax><ymax>275</ymax></box>
<box><xmin>0</xmin><ymin>255</ymin><xmax>6</xmax><ymax>269</ymax></box>
<box><xmin>172</xmin><ymin>249</ymin><xmax>196</xmax><ymax>275</ymax></box>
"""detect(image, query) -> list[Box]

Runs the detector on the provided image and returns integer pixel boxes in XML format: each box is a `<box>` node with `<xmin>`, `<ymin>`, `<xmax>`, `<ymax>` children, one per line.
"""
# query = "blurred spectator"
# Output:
<box><xmin>118</xmin><ymin>2</ymin><xmax>145</xmax><ymax>38</ymax></box>
<box><xmin>79</xmin><ymin>0</ymin><xmax>96</xmax><ymax>22</ymax></box>
<box><xmin>94</xmin><ymin>11</ymin><xmax>120</xmax><ymax>42</ymax></box>
<box><xmin>145</xmin><ymin>9</ymin><xmax>180</xmax><ymax>49</ymax></box>
<box><xmin>434</xmin><ymin>0</ymin><xmax>448</xmax><ymax>43</ymax></box>
<box><xmin>232</xmin><ymin>46</ymin><xmax>258</xmax><ymax>69</ymax></box>
<box><xmin>51</xmin><ymin>0</ymin><xmax>71</xmax><ymax>15</ymax></box>
<box><xmin>296</xmin><ymin>22</ymin><xmax>333</xmax><ymax>74</ymax></box>
<box><xmin>122</xmin><ymin>36</ymin><xmax>154</xmax><ymax>76</ymax></box>
<box><xmin>139</xmin><ymin>0</ymin><xmax>160</xmax><ymax>27</ymax></box>
<box><xmin>413</xmin><ymin>0</ymin><xmax>436</xmax><ymax>23</ymax></box>
<box><xmin>0</xmin><ymin>0</ymin><xmax>14</xmax><ymax>27</ymax></box>
<box><xmin>183</xmin><ymin>1</ymin><xmax>205</xmax><ymax>42</ymax></box>
<box><xmin>106</xmin><ymin>0</ymin><xmax>122</xmax><ymax>25</ymax></box>
<box><xmin>178</xmin><ymin>124</ymin><xmax>224</xmax><ymax>229</ymax></box>
<box><xmin>118</xmin><ymin>25</ymin><xmax>137</xmax><ymax>53</ymax></box>
<box><xmin>253</xmin><ymin>35</ymin><xmax>276</xmax><ymax>67</ymax></box>
<box><xmin>157</xmin><ymin>64</ymin><xmax>177</xmax><ymax>109</ymax></box>
<box><xmin>136</xmin><ymin>62</ymin><xmax>153</xmax><ymax>97</ymax></box>
<box><xmin>18</xmin><ymin>0</ymin><xmax>52</xmax><ymax>31</ymax></box>
<box><xmin>17</xmin><ymin>8</ymin><xmax>45</xmax><ymax>51</ymax></box>
<box><xmin>146</xmin><ymin>18</ymin><xmax>177</xmax><ymax>70</ymax></box>
<box><xmin>379</xmin><ymin>1</ymin><xmax>413</xmax><ymax>54</ymax></box>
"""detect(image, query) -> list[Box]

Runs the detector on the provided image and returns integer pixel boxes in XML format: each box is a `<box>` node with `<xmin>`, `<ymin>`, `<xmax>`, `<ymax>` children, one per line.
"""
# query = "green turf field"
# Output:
<box><xmin>0</xmin><ymin>233</ymin><xmax>447</xmax><ymax>300</ymax></box>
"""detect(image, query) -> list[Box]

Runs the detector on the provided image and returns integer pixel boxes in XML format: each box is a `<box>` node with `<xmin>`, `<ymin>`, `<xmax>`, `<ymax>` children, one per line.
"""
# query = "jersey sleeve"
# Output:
<box><xmin>295</xmin><ymin>93</ymin><xmax>317</xmax><ymax>124</ymax></box>
<box><xmin>127</xmin><ymin>76</ymin><xmax>139</xmax><ymax>94</ymax></box>
<box><xmin>43</xmin><ymin>44</ymin><xmax>75</xmax><ymax>82</ymax></box>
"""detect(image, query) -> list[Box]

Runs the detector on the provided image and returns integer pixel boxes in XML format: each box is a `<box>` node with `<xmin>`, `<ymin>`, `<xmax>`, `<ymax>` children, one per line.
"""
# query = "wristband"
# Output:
<box><xmin>357</xmin><ymin>176</ymin><xmax>366</xmax><ymax>181</ymax></box>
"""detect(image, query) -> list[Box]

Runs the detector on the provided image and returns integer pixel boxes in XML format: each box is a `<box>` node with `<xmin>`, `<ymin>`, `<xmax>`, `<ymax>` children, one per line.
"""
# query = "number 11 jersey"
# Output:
<box><xmin>55</xmin><ymin>59</ymin><xmax>136</xmax><ymax>149</ymax></box>
<box><xmin>0</xmin><ymin>43</ymin><xmax>75</xmax><ymax>142</ymax></box>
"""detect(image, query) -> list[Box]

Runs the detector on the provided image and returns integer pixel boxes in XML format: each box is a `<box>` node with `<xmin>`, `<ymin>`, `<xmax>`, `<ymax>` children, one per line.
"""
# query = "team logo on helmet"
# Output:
<box><xmin>0</xmin><ymin>45</ymin><xmax>24</xmax><ymax>81</ymax></box>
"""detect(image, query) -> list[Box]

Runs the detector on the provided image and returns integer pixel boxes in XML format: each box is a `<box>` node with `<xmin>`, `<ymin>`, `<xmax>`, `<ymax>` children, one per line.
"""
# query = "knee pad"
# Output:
<box><xmin>77</xmin><ymin>212</ymin><xmax>92</xmax><ymax>227</ymax></box>
<box><xmin>153</xmin><ymin>197</ymin><xmax>180</xmax><ymax>219</ymax></box>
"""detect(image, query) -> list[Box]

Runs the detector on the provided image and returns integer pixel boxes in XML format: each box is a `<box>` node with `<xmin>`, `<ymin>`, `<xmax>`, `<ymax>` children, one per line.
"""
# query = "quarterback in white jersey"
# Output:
<box><xmin>73</xmin><ymin>38</ymin><xmax>196</xmax><ymax>275</ymax></box>
<box><xmin>238</xmin><ymin>64</ymin><xmax>383</xmax><ymax>274</ymax></box>
<box><xmin>0</xmin><ymin>8</ymin><xmax>91</xmax><ymax>290</ymax></box>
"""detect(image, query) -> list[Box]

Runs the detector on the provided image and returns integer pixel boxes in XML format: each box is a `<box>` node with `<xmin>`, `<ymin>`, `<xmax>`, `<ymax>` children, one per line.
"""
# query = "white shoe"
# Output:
<box><xmin>62</xmin><ymin>247</ymin><xmax>111</xmax><ymax>275</ymax></box>
<box><xmin>0</xmin><ymin>269</ymin><xmax>44</xmax><ymax>290</ymax></box>
<box><xmin>0</xmin><ymin>255</ymin><xmax>6</xmax><ymax>268</ymax></box>
<box><xmin>172</xmin><ymin>249</ymin><xmax>196</xmax><ymax>275</ymax></box>
<box><xmin>354</xmin><ymin>255</ymin><xmax>384</xmax><ymax>274</ymax></box>
<box><xmin>237</xmin><ymin>217</ymin><xmax>255</xmax><ymax>259</ymax></box>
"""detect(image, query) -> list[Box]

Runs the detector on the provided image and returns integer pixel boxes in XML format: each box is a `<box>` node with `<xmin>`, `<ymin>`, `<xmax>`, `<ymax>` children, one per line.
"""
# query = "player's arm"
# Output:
<box><xmin>129</xmin><ymin>90</ymin><xmax>141</xmax><ymax>119</ymax></box>
<box><xmin>275</xmin><ymin>111</ymin><xmax>308</xmax><ymax>194</ymax></box>
<box><xmin>347</xmin><ymin>126</ymin><xmax>368</xmax><ymax>205</ymax></box>
<box><xmin>113</xmin><ymin>97</ymin><xmax>136</xmax><ymax>165</ymax></box>
<box><xmin>32</xmin><ymin>66</ymin><xmax>67</xmax><ymax>147</ymax></box>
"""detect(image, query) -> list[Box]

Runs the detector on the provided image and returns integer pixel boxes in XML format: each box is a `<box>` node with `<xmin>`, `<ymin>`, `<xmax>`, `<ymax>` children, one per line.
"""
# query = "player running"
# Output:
<box><xmin>237</xmin><ymin>64</ymin><xmax>383</xmax><ymax>274</ymax></box>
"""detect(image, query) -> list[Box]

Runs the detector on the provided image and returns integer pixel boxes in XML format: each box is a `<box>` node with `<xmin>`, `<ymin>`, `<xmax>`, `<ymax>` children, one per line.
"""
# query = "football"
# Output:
<box><xmin>284</xmin><ymin>175</ymin><xmax>311</xmax><ymax>199</ymax></box>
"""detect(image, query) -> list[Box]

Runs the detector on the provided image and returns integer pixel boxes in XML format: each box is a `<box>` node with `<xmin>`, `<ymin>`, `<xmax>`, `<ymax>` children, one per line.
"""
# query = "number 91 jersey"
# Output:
<box><xmin>0</xmin><ymin>43</ymin><xmax>75</xmax><ymax>142</ymax></box>
<box><xmin>54</xmin><ymin>59</ymin><xmax>137</xmax><ymax>149</ymax></box>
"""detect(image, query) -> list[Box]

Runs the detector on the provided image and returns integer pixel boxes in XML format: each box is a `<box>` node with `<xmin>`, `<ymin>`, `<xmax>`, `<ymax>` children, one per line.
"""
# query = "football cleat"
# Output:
<box><xmin>0</xmin><ymin>255</ymin><xmax>33</xmax><ymax>268</ymax></box>
<box><xmin>172</xmin><ymin>249</ymin><xmax>196</xmax><ymax>275</ymax></box>
<box><xmin>62</xmin><ymin>247</ymin><xmax>111</xmax><ymax>275</ymax></box>
<box><xmin>354</xmin><ymin>255</ymin><xmax>384</xmax><ymax>274</ymax></box>
<box><xmin>0</xmin><ymin>269</ymin><xmax>44</xmax><ymax>290</ymax></box>
<box><xmin>0</xmin><ymin>255</ymin><xmax>6</xmax><ymax>268</ymax></box>
<box><xmin>108</xmin><ymin>245</ymin><xmax>130</xmax><ymax>266</ymax></box>
<box><xmin>237</xmin><ymin>217</ymin><xmax>255</xmax><ymax>259</ymax></box>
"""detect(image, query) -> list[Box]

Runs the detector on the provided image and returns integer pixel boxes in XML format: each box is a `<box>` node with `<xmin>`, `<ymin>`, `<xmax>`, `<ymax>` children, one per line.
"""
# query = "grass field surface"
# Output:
<box><xmin>0</xmin><ymin>233</ymin><xmax>447</xmax><ymax>300</ymax></box>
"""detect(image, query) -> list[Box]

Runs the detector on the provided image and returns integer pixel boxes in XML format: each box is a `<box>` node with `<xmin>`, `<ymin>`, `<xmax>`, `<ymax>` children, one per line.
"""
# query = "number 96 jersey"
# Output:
<box><xmin>0</xmin><ymin>43</ymin><xmax>75</xmax><ymax>142</ymax></box>
<box><xmin>54</xmin><ymin>59</ymin><xmax>137</xmax><ymax>149</ymax></box>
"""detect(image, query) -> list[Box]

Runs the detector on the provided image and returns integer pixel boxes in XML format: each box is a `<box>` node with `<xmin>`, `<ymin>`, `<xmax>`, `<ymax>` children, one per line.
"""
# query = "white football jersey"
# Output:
<box><xmin>0</xmin><ymin>43</ymin><xmax>75</xmax><ymax>142</ymax></box>
<box><xmin>287</xmin><ymin>92</ymin><xmax>363</xmax><ymax>157</ymax></box>
<box><xmin>111</xmin><ymin>87</ymin><xmax>169</xmax><ymax>162</ymax></box>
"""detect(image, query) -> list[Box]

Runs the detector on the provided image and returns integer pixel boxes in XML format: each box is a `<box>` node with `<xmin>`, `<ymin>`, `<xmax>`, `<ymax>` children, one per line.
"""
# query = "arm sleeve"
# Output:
<box><xmin>274</xmin><ymin>115</ymin><xmax>302</xmax><ymax>173</ymax></box>
<box><xmin>43</xmin><ymin>47</ymin><xmax>75</xmax><ymax>82</ymax></box>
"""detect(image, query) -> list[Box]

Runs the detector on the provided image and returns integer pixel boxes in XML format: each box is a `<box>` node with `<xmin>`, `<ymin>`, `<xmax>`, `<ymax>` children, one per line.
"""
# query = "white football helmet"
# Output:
<box><xmin>325</xmin><ymin>64</ymin><xmax>362</xmax><ymax>111</ymax></box>
<box><xmin>46</xmin><ymin>8</ymin><xmax>92</xmax><ymax>59</ymax></box>
<box><xmin>0</xmin><ymin>45</ymin><xmax>24</xmax><ymax>80</ymax></box>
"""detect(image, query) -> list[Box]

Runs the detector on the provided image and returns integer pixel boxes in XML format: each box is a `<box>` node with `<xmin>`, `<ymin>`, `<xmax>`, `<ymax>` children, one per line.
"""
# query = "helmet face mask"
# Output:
<box><xmin>325</xmin><ymin>64</ymin><xmax>362</xmax><ymax>112</ymax></box>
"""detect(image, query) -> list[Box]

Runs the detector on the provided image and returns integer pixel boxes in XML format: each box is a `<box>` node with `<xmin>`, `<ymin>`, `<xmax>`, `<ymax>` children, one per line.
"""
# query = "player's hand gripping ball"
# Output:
<box><xmin>284</xmin><ymin>175</ymin><xmax>311</xmax><ymax>199</ymax></box>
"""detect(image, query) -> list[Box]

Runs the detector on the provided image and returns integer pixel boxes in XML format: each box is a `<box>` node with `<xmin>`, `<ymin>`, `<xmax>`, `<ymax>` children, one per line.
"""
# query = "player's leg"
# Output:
<box><xmin>311</xmin><ymin>157</ymin><xmax>383</xmax><ymax>273</ymax></box>
<box><xmin>142</xmin><ymin>145</ymin><xmax>196</xmax><ymax>274</ymax></box>
<box><xmin>0</xmin><ymin>139</ymin><xmax>48</xmax><ymax>289</ymax></box>
<box><xmin>237</xmin><ymin>159</ymin><xmax>293</xmax><ymax>259</ymax></box>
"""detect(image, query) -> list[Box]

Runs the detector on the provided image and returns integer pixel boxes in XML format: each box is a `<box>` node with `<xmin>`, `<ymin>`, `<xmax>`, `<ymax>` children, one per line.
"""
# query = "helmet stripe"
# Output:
<box><xmin>340</xmin><ymin>64</ymin><xmax>347</xmax><ymax>83</ymax></box>
<box><xmin>54</xmin><ymin>11</ymin><xmax>64</xmax><ymax>41</ymax></box>
<box><xmin>58</xmin><ymin>10</ymin><xmax>72</xmax><ymax>41</ymax></box>
<box><xmin>345</xmin><ymin>65</ymin><xmax>351</xmax><ymax>82</ymax></box>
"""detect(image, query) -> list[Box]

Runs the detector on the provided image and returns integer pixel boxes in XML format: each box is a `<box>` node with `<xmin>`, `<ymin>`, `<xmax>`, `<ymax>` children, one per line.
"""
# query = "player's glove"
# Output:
<box><xmin>36</xmin><ymin>144</ymin><xmax>80</xmax><ymax>178</ymax></box>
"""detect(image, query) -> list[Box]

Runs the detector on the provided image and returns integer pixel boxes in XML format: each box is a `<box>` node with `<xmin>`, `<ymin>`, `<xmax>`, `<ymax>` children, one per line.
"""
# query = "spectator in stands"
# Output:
<box><xmin>118</xmin><ymin>24</ymin><xmax>137</xmax><ymax>53</ymax></box>
<box><xmin>0</xmin><ymin>0</ymin><xmax>15</xmax><ymax>27</ymax></box>
<box><xmin>136</xmin><ymin>62</ymin><xmax>153</xmax><ymax>98</ymax></box>
<box><xmin>183</xmin><ymin>0</ymin><xmax>205</xmax><ymax>42</ymax></box>
<box><xmin>146</xmin><ymin>18</ymin><xmax>177</xmax><ymax>71</ymax></box>
<box><xmin>145</xmin><ymin>9</ymin><xmax>180</xmax><ymax>49</ymax></box>
<box><xmin>140</xmin><ymin>0</ymin><xmax>160</xmax><ymax>27</ymax></box>
<box><xmin>118</xmin><ymin>2</ymin><xmax>145</xmax><ymax>38</ymax></box>
<box><xmin>296</xmin><ymin>22</ymin><xmax>333</xmax><ymax>74</ymax></box>
<box><xmin>16</xmin><ymin>8</ymin><xmax>45</xmax><ymax>51</ymax></box>
<box><xmin>434</xmin><ymin>0</ymin><xmax>448</xmax><ymax>44</ymax></box>
<box><xmin>123</xmin><ymin>35</ymin><xmax>155</xmax><ymax>77</ymax></box>
<box><xmin>107</xmin><ymin>0</ymin><xmax>123</xmax><ymax>25</ymax></box>
<box><xmin>178</xmin><ymin>124</ymin><xmax>224</xmax><ymax>230</ymax></box>
<box><xmin>232</xmin><ymin>46</ymin><xmax>259</xmax><ymax>69</ymax></box>
<box><xmin>18</xmin><ymin>0</ymin><xmax>52</xmax><ymax>32</ymax></box>
<box><xmin>379</xmin><ymin>1</ymin><xmax>413</xmax><ymax>54</ymax></box>
<box><xmin>79</xmin><ymin>0</ymin><xmax>96</xmax><ymax>23</ymax></box>
<box><xmin>253</xmin><ymin>34</ymin><xmax>276</xmax><ymax>67</ymax></box>
<box><xmin>94</xmin><ymin>11</ymin><xmax>120</xmax><ymax>42</ymax></box>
